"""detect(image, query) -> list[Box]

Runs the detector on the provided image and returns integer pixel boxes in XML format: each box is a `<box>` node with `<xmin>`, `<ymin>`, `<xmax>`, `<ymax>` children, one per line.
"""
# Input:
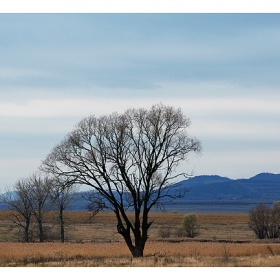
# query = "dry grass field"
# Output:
<box><xmin>1</xmin><ymin>211</ymin><xmax>280</xmax><ymax>267</ymax></box>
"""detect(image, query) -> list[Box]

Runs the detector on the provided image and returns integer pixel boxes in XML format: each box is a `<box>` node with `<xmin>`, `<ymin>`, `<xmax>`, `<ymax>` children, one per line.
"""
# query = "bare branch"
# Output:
<box><xmin>41</xmin><ymin>103</ymin><xmax>202</xmax><ymax>257</ymax></box>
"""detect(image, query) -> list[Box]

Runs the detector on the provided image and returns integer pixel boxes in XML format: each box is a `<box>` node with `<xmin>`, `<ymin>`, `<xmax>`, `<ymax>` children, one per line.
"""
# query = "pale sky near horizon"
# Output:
<box><xmin>1</xmin><ymin>11</ymin><xmax>280</xmax><ymax>193</ymax></box>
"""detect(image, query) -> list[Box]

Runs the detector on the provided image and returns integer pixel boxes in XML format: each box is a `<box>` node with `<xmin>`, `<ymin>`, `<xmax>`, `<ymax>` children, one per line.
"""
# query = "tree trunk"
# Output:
<box><xmin>116</xmin><ymin>223</ymin><xmax>145</xmax><ymax>258</ymax></box>
<box><xmin>131</xmin><ymin>243</ymin><xmax>144</xmax><ymax>257</ymax></box>
<box><xmin>38</xmin><ymin>219</ymin><xmax>44</xmax><ymax>242</ymax></box>
<box><xmin>59</xmin><ymin>208</ymin><xmax>65</xmax><ymax>243</ymax></box>
<box><xmin>124</xmin><ymin>237</ymin><xmax>145</xmax><ymax>257</ymax></box>
<box><xmin>24</xmin><ymin>219</ymin><xmax>30</xmax><ymax>243</ymax></box>
<box><xmin>122</xmin><ymin>230</ymin><xmax>145</xmax><ymax>257</ymax></box>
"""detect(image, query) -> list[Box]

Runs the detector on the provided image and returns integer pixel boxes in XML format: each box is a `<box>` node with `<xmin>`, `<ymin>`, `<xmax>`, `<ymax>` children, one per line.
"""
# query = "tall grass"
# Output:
<box><xmin>1</xmin><ymin>211</ymin><xmax>279</xmax><ymax>267</ymax></box>
<box><xmin>1</xmin><ymin>241</ymin><xmax>280</xmax><ymax>266</ymax></box>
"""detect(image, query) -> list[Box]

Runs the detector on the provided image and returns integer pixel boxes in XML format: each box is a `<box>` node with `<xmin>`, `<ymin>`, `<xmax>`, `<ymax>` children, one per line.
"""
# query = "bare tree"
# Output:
<box><xmin>27</xmin><ymin>173</ymin><xmax>53</xmax><ymax>242</ymax></box>
<box><xmin>50</xmin><ymin>175</ymin><xmax>78</xmax><ymax>242</ymax></box>
<box><xmin>248</xmin><ymin>203</ymin><xmax>270</xmax><ymax>239</ymax></box>
<box><xmin>248</xmin><ymin>202</ymin><xmax>280</xmax><ymax>239</ymax></box>
<box><xmin>267</xmin><ymin>201</ymin><xmax>280</xmax><ymax>239</ymax></box>
<box><xmin>41</xmin><ymin>104</ymin><xmax>202</xmax><ymax>257</ymax></box>
<box><xmin>0</xmin><ymin>179</ymin><xmax>33</xmax><ymax>242</ymax></box>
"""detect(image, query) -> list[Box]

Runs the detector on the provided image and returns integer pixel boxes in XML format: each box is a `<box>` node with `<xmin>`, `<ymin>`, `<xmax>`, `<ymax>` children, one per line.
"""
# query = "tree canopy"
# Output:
<box><xmin>41</xmin><ymin>104</ymin><xmax>202</xmax><ymax>257</ymax></box>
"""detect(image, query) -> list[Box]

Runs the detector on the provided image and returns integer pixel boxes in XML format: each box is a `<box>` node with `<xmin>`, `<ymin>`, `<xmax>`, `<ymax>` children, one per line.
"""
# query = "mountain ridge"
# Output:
<box><xmin>170</xmin><ymin>172</ymin><xmax>280</xmax><ymax>201</ymax></box>
<box><xmin>1</xmin><ymin>172</ymin><xmax>280</xmax><ymax>213</ymax></box>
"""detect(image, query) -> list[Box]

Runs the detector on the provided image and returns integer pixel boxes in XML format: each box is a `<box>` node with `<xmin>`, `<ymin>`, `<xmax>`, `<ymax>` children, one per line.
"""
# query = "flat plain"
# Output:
<box><xmin>0</xmin><ymin>211</ymin><xmax>280</xmax><ymax>266</ymax></box>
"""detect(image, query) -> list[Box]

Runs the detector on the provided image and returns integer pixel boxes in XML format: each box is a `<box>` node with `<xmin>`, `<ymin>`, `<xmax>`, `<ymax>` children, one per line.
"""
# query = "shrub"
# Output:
<box><xmin>157</xmin><ymin>226</ymin><xmax>172</xmax><ymax>238</ymax></box>
<box><xmin>248</xmin><ymin>203</ymin><xmax>270</xmax><ymax>239</ymax></box>
<box><xmin>268</xmin><ymin>201</ymin><xmax>280</xmax><ymax>238</ymax></box>
<box><xmin>248</xmin><ymin>202</ymin><xmax>280</xmax><ymax>239</ymax></box>
<box><xmin>180</xmin><ymin>213</ymin><xmax>199</xmax><ymax>238</ymax></box>
<box><xmin>174</xmin><ymin>226</ymin><xmax>185</xmax><ymax>237</ymax></box>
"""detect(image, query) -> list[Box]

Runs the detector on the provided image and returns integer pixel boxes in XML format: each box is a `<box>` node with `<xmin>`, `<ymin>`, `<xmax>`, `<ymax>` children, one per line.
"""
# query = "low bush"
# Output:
<box><xmin>157</xmin><ymin>226</ymin><xmax>172</xmax><ymax>238</ymax></box>
<box><xmin>179</xmin><ymin>213</ymin><xmax>199</xmax><ymax>238</ymax></box>
<box><xmin>248</xmin><ymin>202</ymin><xmax>280</xmax><ymax>239</ymax></box>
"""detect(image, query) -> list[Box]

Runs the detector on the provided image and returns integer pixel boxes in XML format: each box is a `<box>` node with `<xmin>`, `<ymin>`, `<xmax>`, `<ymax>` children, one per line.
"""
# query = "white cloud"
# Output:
<box><xmin>191</xmin><ymin>118</ymin><xmax>280</xmax><ymax>140</ymax></box>
<box><xmin>1</xmin><ymin>89</ymin><xmax>279</xmax><ymax>150</ymax></box>
<box><xmin>1</xmin><ymin>93</ymin><xmax>279</xmax><ymax>118</ymax></box>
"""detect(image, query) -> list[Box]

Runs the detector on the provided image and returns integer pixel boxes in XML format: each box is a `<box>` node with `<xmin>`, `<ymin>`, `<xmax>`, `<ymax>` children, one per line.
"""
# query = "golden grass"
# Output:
<box><xmin>0</xmin><ymin>210</ymin><xmax>249</xmax><ymax>224</ymax></box>
<box><xmin>1</xmin><ymin>211</ymin><xmax>279</xmax><ymax>266</ymax></box>
<box><xmin>0</xmin><ymin>211</ymin><xmax>253</xmax><ymax>242</ymax></box>
<box><xmin>1</xmin><ymin>241</ymin><xmax>280</xmax><ymax>267</ymax></box>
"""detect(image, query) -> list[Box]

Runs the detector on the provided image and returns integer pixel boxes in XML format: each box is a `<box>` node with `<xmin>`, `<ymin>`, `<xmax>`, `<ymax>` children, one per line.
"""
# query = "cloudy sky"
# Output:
<box><xmin>1</xmin><ymin>12</ymin><xmax>280</xmax><ymax>193</ymax></box>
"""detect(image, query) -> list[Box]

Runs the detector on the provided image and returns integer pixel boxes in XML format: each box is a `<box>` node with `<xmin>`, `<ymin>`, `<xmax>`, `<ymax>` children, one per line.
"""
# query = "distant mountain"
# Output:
<box><xmin>1</xmin><ymin>173</ymin><xmax>280</xmax><ymax>213</ymax></box>
<box><xmin>186</xmin><ymin>175</ymin><xmax>232</xmax><ymax>185</ymax></box>
<box><xmin>250</xmin><ymin>172</ymin><xmax>280</xmax><ymax>182</ymax></box>
<box><xmin>168</xmin><ymin>173</ymin><xmax>280</xmax><ymax>202</ymax></box>
<box><xmin>0</xmin><ymin>202</ymin><xmax>9</xmax><ymax>210</ymax></box>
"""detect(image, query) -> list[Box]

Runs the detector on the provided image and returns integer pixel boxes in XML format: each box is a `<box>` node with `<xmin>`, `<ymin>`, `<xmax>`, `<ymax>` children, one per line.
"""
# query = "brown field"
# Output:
<box><xmin>1</xmin><ymin>211</ymin><xmax>280</xmax><ymax>267</ymax></box>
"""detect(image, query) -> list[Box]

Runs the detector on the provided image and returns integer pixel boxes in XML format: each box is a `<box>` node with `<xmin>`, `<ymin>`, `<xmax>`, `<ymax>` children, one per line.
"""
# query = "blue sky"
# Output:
<box><xmin>1</xmin><ymin>13</ymin><xmax>280</xmax><ymax>193</ymax></box>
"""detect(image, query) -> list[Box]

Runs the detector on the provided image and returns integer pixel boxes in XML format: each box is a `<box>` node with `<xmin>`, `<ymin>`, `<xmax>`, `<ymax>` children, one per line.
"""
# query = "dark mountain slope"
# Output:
<box><xmin>250</xmin><ymin>173</ymin><xmax>280</xmax><ymax>182</ymax></box>
<box><xmin>164</xmin><ymin>173</ymin><xmax>280</xmax><ymax>202</ymax></box>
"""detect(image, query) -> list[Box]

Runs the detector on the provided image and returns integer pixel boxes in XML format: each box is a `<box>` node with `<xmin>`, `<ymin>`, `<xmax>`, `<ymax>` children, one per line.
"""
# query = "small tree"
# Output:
<box><xmin>180</xmin><ymin>213</ymin><xmax>199</xmax><ymax>238</ymax></box>
<box><xmin>248</xmin><ymin>202</ymin><xmax>280</xmax><ymax>239</ymax></box>
<box><xmin>248</xmin><ymin>203</ymin><xmax>269</xmax><ymax>239</ymax></box>
<box><xmin>50</xmin><ymin>175</ymin><xmax>78</xmax><ymax>242</ymax></box>
<box><xmin>0</xmin><ymin>179</ymin><xmax>33</xmax><ymax>242</ymax></box>
<box><xmin>267</xmin><ymin>201</ymin><xmax>280</xmax><ymax>239</ymax></box>
<box><xmin>1</xmin><ymin>174</ymin><xmax>54</xmax><ymax>242</ymax></box>
<box><xmin>26</xmin><ymin>173</ymin><xmax>53</xmax><ymax>242</ymax></box>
